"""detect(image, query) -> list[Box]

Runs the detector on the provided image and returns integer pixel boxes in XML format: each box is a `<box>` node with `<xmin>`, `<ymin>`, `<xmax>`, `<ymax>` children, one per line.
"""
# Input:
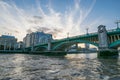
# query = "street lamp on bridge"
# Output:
<box><xmin>86</xmin><ymin>28</ymin><xmax>89</xmax><ymax>35</ymax></box>
<box><xmin>67</xmin><ymin>32</ymin><xmax>69</xmax><ymax>38</ymax></box>
<box><xmin>115</xmin><ymin>20</ymin><xmax>120</xmax><ymax>29</ymax></box>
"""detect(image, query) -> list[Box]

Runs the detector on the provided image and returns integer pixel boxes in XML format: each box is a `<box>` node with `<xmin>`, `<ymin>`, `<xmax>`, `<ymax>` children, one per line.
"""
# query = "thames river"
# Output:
<box><xmin>0</xmin><ymin>53</ymin><xmax>120</xmax><ymax>80</ymax></box>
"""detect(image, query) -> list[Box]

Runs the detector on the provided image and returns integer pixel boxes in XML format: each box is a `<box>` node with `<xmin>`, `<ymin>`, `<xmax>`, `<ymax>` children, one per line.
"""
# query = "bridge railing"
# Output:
<box><xmin>107</xmin><ymin>28</ymin><xmax>120</xmax><ymax>32</ymax></box>
<box><xmin>52</xmin><ymin>32</ymin><xmax>98</xmax><ymax>43</ymax></box>
<box><xmin>66</xmin><ymin>32</ymin><xmax>97</xmax><ymax>39</ymax></box>
<box><xmin>52</xmin><ymin>28</ymin><xmax>120</xmax><ymax>43</ymax></box>
<box><xmin>34</xmin><ymin>28</ymin><xmax>120</xmax><ymax>47</ymax></box>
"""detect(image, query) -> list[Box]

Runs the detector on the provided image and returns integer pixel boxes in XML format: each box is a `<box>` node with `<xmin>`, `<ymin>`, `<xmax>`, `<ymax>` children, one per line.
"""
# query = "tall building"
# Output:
<box><xmin>23</xmin><ymin>34</ymin><xmax>31</xmax><ymax>47</ymax></box>
<box><xmin>0</xmin><ymin>35</ymin><xmax>17</xmax><ymax>50</ymax></box>
<box><xmin>23</xmin><ymin>32</ymin><xmax>53</xmax><ymax>47</ymax></box>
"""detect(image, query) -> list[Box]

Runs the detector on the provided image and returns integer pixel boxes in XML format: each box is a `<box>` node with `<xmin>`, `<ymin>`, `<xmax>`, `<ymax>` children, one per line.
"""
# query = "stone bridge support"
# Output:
<box><xmin>98</xmin><ymin>25</ymin><xmax>108</xmax><ymax>49</ymax></box>
<box><xmin>75</xmin><ymin>43</ymin><xmax>78</xmax><ymax>50</ymax></box>
<box><xmin>98</xmin><ymin>25</ymin><xmax>118</xmax><ymax>56</ymax></box>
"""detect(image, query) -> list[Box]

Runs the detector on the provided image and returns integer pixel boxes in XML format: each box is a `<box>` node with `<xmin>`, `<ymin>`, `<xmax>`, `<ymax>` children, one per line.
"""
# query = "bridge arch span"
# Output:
<box><xmin>52</xmin><ymin>40</ymin><xmax>98</xmax><ymax>51</ymax></box>
<box><xmin>34</xmin><ymin>46</ymin><xmax>47</xmax><ymax>51</ymax></box>
<box><xmin>109</xmin><ymin>40</ymin><xmax>120</xmax><ymax>48</ymax></box>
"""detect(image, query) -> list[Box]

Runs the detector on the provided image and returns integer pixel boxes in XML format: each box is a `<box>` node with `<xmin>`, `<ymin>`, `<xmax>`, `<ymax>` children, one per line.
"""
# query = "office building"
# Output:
<box><xmin>23</xmin><ymin>31</ymin><xmax>53</xmax><ymax>47</ymax></box>
<box><xmin>0</xmin><ymin>35</ymin><xmax>17</xmax><ymax>50</ymax></box>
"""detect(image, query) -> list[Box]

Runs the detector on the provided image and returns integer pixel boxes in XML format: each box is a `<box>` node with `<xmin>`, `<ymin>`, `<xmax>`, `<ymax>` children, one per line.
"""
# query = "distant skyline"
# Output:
<box><xmin>0</xmin><ymin>0</ymin><xmax>120</xmax><ymax>41</ymax></box>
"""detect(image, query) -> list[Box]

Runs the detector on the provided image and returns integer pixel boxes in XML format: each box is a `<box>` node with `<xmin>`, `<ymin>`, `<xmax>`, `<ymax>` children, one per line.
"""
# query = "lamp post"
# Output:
<box><xmin>115</xmin><ymin>20</ymin><xmax>120</xmax><ymax>29</ymax></box>
<box><xmin>67</xmin><ymin>32</ymin><xmax>69</xmax><ymax>38</ymax></box>
<box><xmin>86</xmin><ymin>28</ymin><xmax>89</xmax><ymax>35</ymax></box>
<box><xmin>85</xmin><ymin>28</ymin><xmax>89</xmax><ymax>50</ymax></box>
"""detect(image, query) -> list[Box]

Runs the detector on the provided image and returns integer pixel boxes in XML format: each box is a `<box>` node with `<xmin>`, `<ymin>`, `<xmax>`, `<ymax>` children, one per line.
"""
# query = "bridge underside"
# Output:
<box><xmin>34</xmin><ymin>40</ymin><xmax>98</xmax><ymax>51</ymax></box>
<box><xmin>34</xmin><ymin>46</ymin><xmax>47</xmax><ymax>51</ymax></box>
<box><xmin>34</xmin><ymin>40</ymin><xmax>120</xmax><ymax>51</ymax></box>
<box><xmin>52</xmin><ymin>40</ymin><xmax>98</xmax><ymax>51</ymax></box>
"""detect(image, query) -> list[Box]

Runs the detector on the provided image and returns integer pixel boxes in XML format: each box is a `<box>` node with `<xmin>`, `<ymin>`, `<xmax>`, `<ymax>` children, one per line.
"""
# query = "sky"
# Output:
<box><xmin>0</xmin><ymin>0</ymin><xmax>120</xmax><ymax>41</ymax></box>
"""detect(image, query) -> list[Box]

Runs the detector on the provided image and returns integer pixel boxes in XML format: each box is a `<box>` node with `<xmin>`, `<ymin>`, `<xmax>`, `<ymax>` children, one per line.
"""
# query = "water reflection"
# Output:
<box><xmin>0</xmin><ymin>53</ymin><xmax>120</xmax><ymax>80</ymax></box>
<box><xmin>66</xmin><ymin>53</ymin><xmax>97</xmax><ymax>59</ymax></box>
<box><xmin>117</xmin><ymin>55</ymin><xmax>120</xmax><ymax>66</ymax></box>
<box><xmin>66</xmin><ymin>53</ymin><xmax>120</xmax><ymax>80</ymax></box>
<box><xmin>97</xmin><ymin>56</ymin><xmax>120</xmax><ymax>80</ymax></box>
<box><xmin>12</xmin><ymin>54</ymin><xmax>25</xmax><ymax>77</ymax></box>
<box><xmin>65</xmin><ymin>53</ymin><xmax>101</xmax><ymax>80</ymax></box>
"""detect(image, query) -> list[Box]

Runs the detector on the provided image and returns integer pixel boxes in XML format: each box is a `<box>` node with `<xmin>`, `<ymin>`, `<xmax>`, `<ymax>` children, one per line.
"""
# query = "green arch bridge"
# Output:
<box><xmin>26</xmin><ymin>27</ymin><xmax>120</xmax><ymax>52</ymax></box>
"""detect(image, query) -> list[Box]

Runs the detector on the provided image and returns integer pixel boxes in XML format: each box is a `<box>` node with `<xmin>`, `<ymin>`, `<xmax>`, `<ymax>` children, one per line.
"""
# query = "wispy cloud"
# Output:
<box><xmin>0</xmin><ymin>0</ymin><xmax>100</xmax><ymax>41</ymax></box>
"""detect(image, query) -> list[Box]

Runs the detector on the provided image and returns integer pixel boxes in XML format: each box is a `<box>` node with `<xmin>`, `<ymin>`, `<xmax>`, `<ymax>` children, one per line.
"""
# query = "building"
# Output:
<box><xmin>23</xmin><ymin>31</ymin><xmax>53</xmax><ymax>47</ymax></box>
<box><xmin>0</xmin><ymin>35</ymin><xmax>17</xmax><ymax>50</ymax></box>
<box><xmin>23</xmin><ymin>34</ymin><xmax>31</xmax><ymax>47</ymax></box>
<box><xmin>17</xmin><ymin>41</ymin><xmax>24</xmax><ymax>50</ymax></box>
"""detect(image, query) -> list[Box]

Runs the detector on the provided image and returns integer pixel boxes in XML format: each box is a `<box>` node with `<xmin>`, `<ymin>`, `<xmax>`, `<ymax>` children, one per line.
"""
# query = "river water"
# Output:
<box><xmin>0</xmin><ymin>53</ymin><xmax>120</xmax><ymax>80</ymax></box>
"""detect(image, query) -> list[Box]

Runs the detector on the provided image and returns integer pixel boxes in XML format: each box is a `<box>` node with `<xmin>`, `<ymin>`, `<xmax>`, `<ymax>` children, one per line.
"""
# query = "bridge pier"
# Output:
<box><xmin>98</xmin><ymin>25</ymin><xmax>118</xmax><ymax>56</ymax></box>
<box><xmin>85</xmin><ymin>43</ymin><xmax>89</xmax><ymax>50</ymax></box>
<box><xmin>75</xmin><ymin>43</ymin><xmax>78</xmax><ymax>50</ymax></box>
<box><xmin>98</xmin><ymin>49</ymin><xmax>118</xmax><ymax>57</ymax></box>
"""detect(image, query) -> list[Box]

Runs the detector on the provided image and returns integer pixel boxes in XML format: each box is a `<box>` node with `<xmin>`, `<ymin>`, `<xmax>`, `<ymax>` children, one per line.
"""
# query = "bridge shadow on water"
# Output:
<box><xmin>66</xmin><ymin>51</ymin><xmax>119</xmax><ymax>59</ymax></box>
<box><xmin>97</xmin><ymin>53</ymin><xmax>120</xmax><ymax>80</ymax></box>
<box><xmin>65</xmin><ymin>52</ymin><xmax>120</xmax><ymax>80</ymax></box>
<box><xmin>98</xmin><ymin>54</ymin><xmax>119</xmax><ymax>59</ymax></box>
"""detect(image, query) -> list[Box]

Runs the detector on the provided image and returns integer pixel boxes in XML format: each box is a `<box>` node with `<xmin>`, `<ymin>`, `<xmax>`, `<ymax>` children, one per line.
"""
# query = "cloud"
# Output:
<box><xmin>33</xmin><ymin>26</ymin><xmax>63</xmax><ymax>38</ymax></box>
<box><xmin>0</xmin><ymin>0</ymin><xmax>100</xmax><ymax>41</ymax></box>
<box><xmin>26</xmin><ymin>29</ymin><xmax>32</xmax><ymax>34</ymax></box>
<box><xmin>0</xmin><ymin>1</ymin><xmax>31</xmax><ymax>40</ymax></box>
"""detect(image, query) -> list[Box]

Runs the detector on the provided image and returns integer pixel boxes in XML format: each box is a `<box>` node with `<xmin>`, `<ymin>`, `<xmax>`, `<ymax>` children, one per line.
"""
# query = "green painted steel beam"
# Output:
<box><xmin>52</xmin><ymin>40</ymin><xmax>98</xmax><ymax>50</ymax></box>
<box><xmin>25</xmin><ymin>28</ymin><xmax>120</xmax><ymax>50</ymax></box>
<box><xmin>109</xmin><ymin>40</ymin><xmax>120</xmax><ymax>48</ymax></box>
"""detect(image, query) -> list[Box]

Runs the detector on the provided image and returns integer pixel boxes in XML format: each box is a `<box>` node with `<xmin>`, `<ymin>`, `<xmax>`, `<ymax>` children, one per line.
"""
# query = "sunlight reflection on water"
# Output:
<box><xmin>65</xmin><ymin>53</ymin><xmax>97</xmax><ymax>59</ymax></box>
<box><xmin>0</xmin><ymin>53</ymin><xmax>120</xmax><ymax>80</ymax></box>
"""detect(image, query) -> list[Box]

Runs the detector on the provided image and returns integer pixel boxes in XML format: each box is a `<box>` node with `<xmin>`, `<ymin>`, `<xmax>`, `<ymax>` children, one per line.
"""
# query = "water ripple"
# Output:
<box><xmin>0</xmin><ymin>53</ymin><xmax>120</xmax><ymax>80</ymax></box>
